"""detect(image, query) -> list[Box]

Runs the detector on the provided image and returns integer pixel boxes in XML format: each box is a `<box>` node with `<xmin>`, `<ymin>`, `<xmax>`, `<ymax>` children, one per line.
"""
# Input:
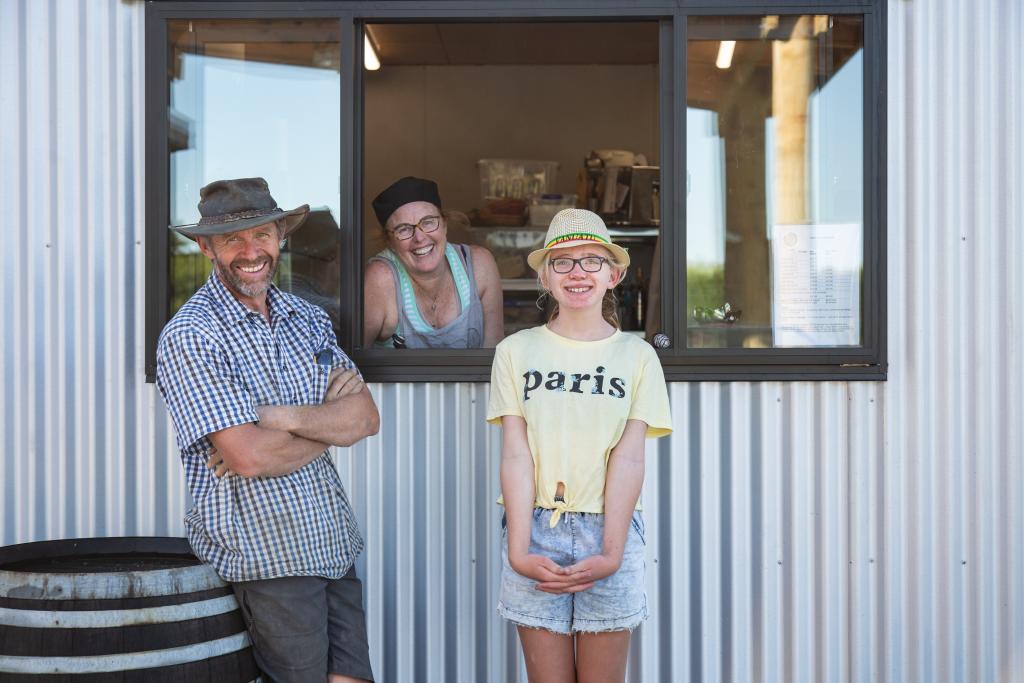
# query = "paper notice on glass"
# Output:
<box><xmin>770</xmin><ymin>224</ymin><xmax>862</xmax><ymax>347</ymax></box>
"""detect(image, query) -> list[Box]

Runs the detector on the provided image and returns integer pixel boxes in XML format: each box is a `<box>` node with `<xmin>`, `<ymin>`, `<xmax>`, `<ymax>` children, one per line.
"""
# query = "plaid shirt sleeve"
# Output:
<box><xmin>157</xmin><ymin>327</ymin><xmax>260</xmax><ymax>452</ymax></box>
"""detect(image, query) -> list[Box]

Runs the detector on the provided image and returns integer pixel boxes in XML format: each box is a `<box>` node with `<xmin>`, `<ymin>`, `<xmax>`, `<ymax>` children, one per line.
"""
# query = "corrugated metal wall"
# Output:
<box><xmin>2</xmin><ymin>0</ymin><xmax>1022</xmax><ymax>681</ymax></box>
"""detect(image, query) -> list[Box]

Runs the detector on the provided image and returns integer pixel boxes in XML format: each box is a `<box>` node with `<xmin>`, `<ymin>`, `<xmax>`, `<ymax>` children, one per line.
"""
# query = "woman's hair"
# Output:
<box><xmin>539</xmin><ymin>250</ymin><xmax>626</xmax><ymax>328</ymax></box>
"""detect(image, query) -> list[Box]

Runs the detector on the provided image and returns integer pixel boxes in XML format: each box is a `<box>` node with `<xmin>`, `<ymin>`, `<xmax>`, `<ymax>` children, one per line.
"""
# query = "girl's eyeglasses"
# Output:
<box><xmin>548</xmin><ymin>256</ymin><xmax>608</xmax><ymax>274</ymax></box>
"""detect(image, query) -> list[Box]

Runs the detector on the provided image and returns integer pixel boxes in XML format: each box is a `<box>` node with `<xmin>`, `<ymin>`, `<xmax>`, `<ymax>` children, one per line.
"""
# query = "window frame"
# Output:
<box><xmin>144</xmin><ymin>0</ymin><xmax>887</xmax><ymax>383</ymax></box>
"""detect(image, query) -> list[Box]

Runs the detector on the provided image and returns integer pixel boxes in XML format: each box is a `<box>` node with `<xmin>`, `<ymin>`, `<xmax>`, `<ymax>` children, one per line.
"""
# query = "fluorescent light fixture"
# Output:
<box><xmin>716</xmin><ymin>40</ymin><xmax>736</xmax><ymax>69</ymax></box>
<box><xmin>364</xmin><ymin>33</ymin><xmax>380</xmax><ymax>71</ymax></box>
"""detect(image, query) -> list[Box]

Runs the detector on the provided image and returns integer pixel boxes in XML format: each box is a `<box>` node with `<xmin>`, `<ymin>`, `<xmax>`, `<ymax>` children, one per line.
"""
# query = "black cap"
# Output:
<box><xmin>372</xmin><ymin>176</ymin><xmax>442</xmax><ymax>227</ymax></box>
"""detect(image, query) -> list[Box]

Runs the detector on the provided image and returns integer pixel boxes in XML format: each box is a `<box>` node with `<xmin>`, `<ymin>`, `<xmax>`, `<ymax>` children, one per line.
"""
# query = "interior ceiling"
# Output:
<box><xmin>168</xmin><ymin>19</ymin><xmax>862</xmax><ymax>110</ymax></box>
<box><xmin>367</xmin><ymin>22</ymin><xmax>660</xmax><ymax>66</ymax></box>
<box><xmin>168</xmin><ymin>18</ymin><xmax>859</xmax><ymax>71</ymax></box>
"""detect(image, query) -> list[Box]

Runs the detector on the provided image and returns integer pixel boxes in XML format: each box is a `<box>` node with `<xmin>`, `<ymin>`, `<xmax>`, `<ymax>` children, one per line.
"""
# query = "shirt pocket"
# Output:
<box><xmin>311</xmin><ymin>360</ymin><xmax>331</xmax><ymax>402</ymax></box>
<box><xmin>294</xmin><ymin>350</ymin><xmax>331</xmax><ymax>404</ymax></box>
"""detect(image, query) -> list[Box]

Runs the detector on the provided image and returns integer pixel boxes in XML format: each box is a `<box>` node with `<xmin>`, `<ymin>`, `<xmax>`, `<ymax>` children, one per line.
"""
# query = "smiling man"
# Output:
<box><xmin>156</xmin><ymin>177</ymin><xmax>379</xmax><ymax>683</ymax></box>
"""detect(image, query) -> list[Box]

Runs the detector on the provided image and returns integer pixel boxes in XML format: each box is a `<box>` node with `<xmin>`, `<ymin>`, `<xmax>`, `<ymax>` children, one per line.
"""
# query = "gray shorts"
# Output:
<box><xmin>497</xmin><ymin>508</ymin><xmax>648</xmax><ymax>634</ymax></box>
<box><xmin>232</xmin><ymin>567</ymin><xmax>374</xmax><ymax>682</ymax></box>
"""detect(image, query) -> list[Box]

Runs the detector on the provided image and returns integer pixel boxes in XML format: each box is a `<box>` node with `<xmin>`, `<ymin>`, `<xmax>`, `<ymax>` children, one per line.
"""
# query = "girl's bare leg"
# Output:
<box><xmin>517</xmin><ymin>626</ymin><xmax>577</xmax><ymax>683</ymax></box>
<box><xmin>575</xmin><ymin>630</ymin><xmax>631</xmax><ymax>683</ymax></box>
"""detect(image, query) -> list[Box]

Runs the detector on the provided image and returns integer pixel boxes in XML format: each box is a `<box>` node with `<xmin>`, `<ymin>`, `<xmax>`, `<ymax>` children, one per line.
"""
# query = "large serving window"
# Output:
<box><xmin>144</xmin><ymin>2</ymin><xmax>886</xmax><ymax>382</ymax></box>
<box><xmin>361</xmin><ymin>21</ymin><xmax>660</xmax><ymax>344</ymax></box>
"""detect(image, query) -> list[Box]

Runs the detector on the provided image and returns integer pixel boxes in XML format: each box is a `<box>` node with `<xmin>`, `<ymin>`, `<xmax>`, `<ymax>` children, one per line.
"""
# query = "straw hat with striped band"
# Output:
<box><xmin>527</xmin><ymin>208</ymin><xmax>630</xmax><ymax>271</ymax></box>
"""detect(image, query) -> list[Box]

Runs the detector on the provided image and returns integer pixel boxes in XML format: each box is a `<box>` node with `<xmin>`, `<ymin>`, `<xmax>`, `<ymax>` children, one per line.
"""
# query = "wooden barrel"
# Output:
<box><xmin>0</xmin><ymin>537</ymin><xmax>260</xmax><ymax>682</ymax></box>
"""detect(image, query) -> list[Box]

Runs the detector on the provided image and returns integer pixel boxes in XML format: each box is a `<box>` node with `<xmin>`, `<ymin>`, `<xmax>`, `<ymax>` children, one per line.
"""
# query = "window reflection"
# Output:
<box><xmin>686</xmin><ymin>15</ymin><xmax>864</xmax><ymax>348</ymax></box>
<box><xmin>167</xmin><ymin>19</ymin><xmax>342</xmax><ymax>324</ymax></box>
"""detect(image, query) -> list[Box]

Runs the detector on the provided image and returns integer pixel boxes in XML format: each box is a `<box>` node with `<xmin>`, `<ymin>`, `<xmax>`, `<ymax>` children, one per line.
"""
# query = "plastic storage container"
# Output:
<box><xmin>528</xmin><ymin>193</ymin><xmax>577</xmax><ymax>227</ymax></box>
<box><xmin>479</xmin><ymin>229</ymin><xmax>546</xmax><ymax>279</ymax></box>
<box><xmin>478</xmin><ymin>159</ymin><xmax>559</xmax><ymax>201</ymax></box>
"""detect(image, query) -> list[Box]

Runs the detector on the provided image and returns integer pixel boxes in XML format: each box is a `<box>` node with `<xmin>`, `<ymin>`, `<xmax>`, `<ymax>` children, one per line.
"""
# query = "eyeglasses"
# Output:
<box><xmin>548</xmin><ymin>256</ymin><xmax>609</xmax><ymax>274</ymax></box>
<box><xmin>389</xmin><ymin>215</ymin><xmax>442</xmax><ymax>241</ymax></box>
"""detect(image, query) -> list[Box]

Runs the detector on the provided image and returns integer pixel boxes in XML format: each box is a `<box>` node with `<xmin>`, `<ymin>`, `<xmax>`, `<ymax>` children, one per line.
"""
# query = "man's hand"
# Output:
<box><xmin>326</xmin><ymin>369</ymin><xmax>364</xmax><ymax>400</ymax></box>
<box><xmin>206</xmin><ymin>446</ymin><xmax>234</xmax><ymax>479</ymax></box>
<box><xmin>509</xmin><ymin>553</ymin><xmax>595</xmax><ymax>594</ymax></box>
<box><xmin>251</xmin><ymin>368</ymin><xmax>370</xmax><ymax>441</ymax></box>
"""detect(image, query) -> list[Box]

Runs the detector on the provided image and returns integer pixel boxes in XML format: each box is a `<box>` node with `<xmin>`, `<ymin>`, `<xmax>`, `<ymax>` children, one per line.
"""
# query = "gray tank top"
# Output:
<box><xmin>370</xmin><ymin>243</ymin><xmax>485</xmax><ymax>349</ymax></box>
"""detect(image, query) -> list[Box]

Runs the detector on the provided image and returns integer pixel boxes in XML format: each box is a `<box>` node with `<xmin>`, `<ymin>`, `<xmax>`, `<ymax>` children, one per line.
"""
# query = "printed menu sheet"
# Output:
<box><xmin>770</xmin><ymin>224</ymin><xmax>862</xmax><ymax>347</ymax></box>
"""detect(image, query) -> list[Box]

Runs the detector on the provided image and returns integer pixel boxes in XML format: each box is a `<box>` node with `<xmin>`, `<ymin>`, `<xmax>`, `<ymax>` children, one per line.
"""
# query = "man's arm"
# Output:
<box><xmin>208</xmin><ymin>423</ymin><xmax>332</xmax><ymax>478</ymax></box>
<box><xmin>256</xmin><ymin>370</ymin><xmax>380</xmax><ymax>447</ymax></box>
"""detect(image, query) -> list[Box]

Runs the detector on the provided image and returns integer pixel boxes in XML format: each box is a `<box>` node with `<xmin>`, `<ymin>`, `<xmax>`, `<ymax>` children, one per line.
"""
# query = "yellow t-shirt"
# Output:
<box><xmin>487</xmin><ymin>325</ymin><xmax>672</xmax><ymax>523</ymax></box>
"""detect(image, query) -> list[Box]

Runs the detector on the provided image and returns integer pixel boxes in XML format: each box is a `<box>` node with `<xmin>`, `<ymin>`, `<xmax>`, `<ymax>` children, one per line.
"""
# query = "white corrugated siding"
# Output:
<box><xmin>1</xmin><ymin>0</ymin><xmax>1022</xmax><ymax>681</ymax></box>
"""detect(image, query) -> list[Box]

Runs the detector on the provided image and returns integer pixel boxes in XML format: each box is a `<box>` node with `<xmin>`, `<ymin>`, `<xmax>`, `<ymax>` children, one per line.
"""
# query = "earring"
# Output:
<box><xmin>535</xmin><ymin>290</ymin><xmax>549</xmax><ymax>311</ymax></box>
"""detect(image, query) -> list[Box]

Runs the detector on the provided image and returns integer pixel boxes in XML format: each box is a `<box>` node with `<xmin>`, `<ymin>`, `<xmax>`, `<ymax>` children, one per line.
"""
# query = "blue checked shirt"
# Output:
<box><xmin>156</xmin><ymin>272</ymin><xmax>363</xmax><ymax>582</ymax></box>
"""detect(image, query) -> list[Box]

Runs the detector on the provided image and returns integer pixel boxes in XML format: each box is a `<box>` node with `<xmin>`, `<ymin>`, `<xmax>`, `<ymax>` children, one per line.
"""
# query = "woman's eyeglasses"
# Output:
<box><xmin>548</xmin><ymin>256</ymin><xmax>609</xmax><ymax>274</ymax></box>
<box><xmin>389</xmin><ymin>215</ymin><xmax>441</xmax><ymax>241</ymax></box>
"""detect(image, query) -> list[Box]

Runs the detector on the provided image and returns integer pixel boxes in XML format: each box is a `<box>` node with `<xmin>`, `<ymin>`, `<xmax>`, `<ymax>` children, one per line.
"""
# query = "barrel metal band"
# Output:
<box><xmin>0</xmin><ymin>594</ymin><xmax>238</xmax><ymax>628</ymax></box>
<box><xmin>0</xmin><ymin>631</ymin><xmax>251</xmax><ymax>674</ymax></box>
<box><xmin>0</xmin><ymin>563</ymin><xmax>224</xmax><ymax>600</ymax></box>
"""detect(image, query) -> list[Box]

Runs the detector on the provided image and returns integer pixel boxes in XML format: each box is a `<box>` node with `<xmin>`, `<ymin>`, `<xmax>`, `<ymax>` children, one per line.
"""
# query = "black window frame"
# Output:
<box><xmin>145</xmin><ymin>0</ymin><xmax>886</xmax><ymax>383</ymax></box>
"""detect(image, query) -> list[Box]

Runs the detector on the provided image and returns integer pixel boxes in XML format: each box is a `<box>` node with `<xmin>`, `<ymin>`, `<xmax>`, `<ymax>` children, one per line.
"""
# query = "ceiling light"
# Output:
<box><xmin>716</xmin><ymin>41</ymin><xmax>736</xmax><ymax>69</ymax></box>
<box><xmin>364</xmin><ymin>33</ymin><xmax>380</xmax><ymax>71</ymax></box>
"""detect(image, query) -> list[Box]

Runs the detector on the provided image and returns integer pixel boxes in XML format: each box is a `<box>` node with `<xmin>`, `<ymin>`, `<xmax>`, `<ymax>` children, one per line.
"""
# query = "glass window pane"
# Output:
<box><xmin>686</xmin><ymin>15</ymin><xmax>864</xmax><ymax>349</ymax></box>
<box><xmin>362</xmin><ymin>22</ymin><xmax>659</xmax><ymax>349</ymax></box>
<box><xmin>168</xmin><ymin>19</ymin><xmax>342</xmax><ymax>325</ymax></box>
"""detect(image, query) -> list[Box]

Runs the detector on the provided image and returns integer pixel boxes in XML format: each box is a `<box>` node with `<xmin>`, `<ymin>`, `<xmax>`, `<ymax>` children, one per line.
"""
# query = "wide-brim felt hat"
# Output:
<box><xmin>527</xmin><ymin>208</ymin><xmax>630</xmax><ymax>270</ymax></box>
<box><xmin>171</xmin><ymin>177</ymin><xmax>309</xmax><ymax>240</ymax></box>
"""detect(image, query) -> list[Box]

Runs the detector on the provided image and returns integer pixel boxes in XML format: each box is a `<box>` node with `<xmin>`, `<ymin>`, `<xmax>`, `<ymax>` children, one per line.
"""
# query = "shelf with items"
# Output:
<box><xmin>501</xmin><ymin>289</ymin><xmax>548</xmax><ymax>336</ymax></box>
<box><xmin>481</xmin><ymin>227</ymin><xmax>659</xmax><ymax>337</ymax></box>
<box><xmin>501</xmin><ymin>278</ymin><xmax>539</xmax><ymax>292</ymax></box>
<box><xmin>467</xmin><ymin>212</ymin><xmax>660</xmax><ymax>338</ymax></box>
<box><xmin>608</xmin><ymin>226</ymin><xmax>659</xmax><ymax>239</ymax></box>
<box><xmin>580</xmin><ymin>163</ymin><xmax>660</xmax><ymax>227</ymax></box>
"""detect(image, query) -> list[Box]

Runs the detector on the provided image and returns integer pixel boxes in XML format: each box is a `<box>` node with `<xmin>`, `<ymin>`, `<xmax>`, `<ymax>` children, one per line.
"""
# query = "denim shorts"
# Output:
<box><xmin>497</xmin><ymin>507</ymin><xmax>647</xmax><ymax>634</ymax></box>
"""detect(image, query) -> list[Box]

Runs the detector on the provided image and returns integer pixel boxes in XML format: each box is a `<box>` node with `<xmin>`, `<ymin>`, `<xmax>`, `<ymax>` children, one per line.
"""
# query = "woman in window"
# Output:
<box><xmin>363</xmin><ymin>176</ymin><xmax>503</xmax><ymax>348</ymax></box>
<box><xmin>487</xmin><ymin>208</ymin><xmax>672</xmax><ymax>682</ymax></box>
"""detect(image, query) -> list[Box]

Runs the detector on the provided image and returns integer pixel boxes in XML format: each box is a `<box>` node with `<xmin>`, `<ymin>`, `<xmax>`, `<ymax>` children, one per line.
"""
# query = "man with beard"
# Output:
<box><xmin>156</xmin><ymin>177</ymin><xmax>379</xmax><ymax>683</ymax></box>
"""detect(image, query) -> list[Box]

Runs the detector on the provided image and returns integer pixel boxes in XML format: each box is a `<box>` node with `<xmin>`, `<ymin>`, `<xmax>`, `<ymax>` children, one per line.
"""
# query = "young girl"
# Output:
<box><xmin>487</xmin><ymin>209</ymin><xmax>672</xmax><ymax>682</ymax></box>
